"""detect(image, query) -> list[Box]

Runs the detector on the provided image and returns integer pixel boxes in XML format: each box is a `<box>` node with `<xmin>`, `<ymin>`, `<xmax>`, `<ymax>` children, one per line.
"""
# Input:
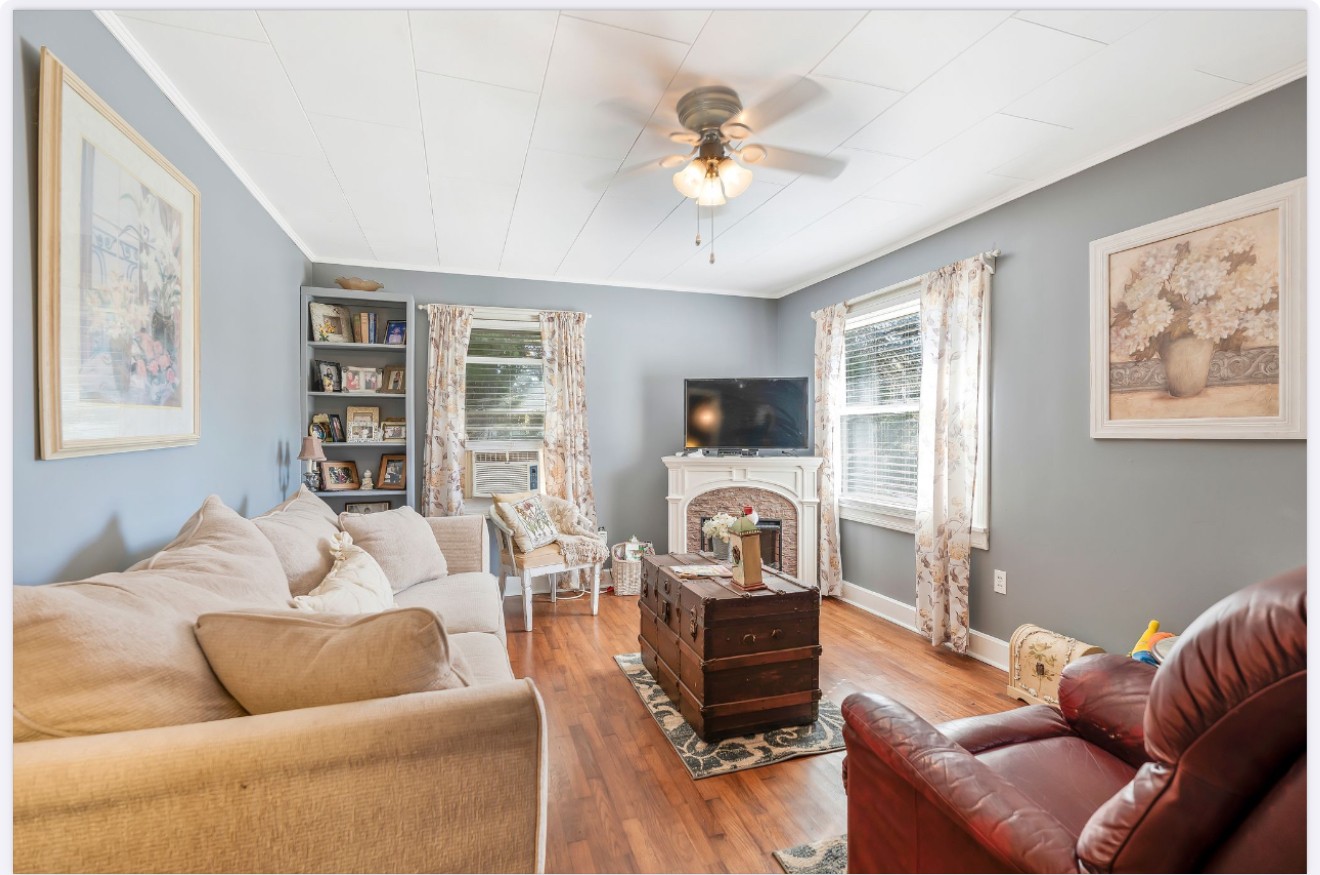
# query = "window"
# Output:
<box><xmin>464</xmin><ymin>322</ymin><xmax>545</xmax><ymax>445</ymax></box>
<box><xmin>838</xmin><ymin>280</ymin><xmax>989</xmax><ymax>548</ymax></box>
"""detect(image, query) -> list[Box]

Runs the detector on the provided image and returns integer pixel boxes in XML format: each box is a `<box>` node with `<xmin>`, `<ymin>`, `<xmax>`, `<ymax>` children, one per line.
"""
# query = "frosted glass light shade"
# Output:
<box><xmin>717</xmin><ymin>158</ymin><xmax>753</xmax><ymax>198</ymax></box>
<box><xmin>696</xmin><ymin>174</ymin><xmax>726</xmax><ymax>206</ymax></box>
<box><xmin>672</xmin><ymin>160</ymin><xmax>706</xmax><ymax>198</ymax></box>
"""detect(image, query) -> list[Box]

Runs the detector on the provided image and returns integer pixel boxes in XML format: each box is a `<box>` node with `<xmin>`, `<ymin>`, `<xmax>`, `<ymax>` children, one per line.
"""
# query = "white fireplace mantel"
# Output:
<box><xmin>663</xmin><ymin>454</ymin><xmax>824</xmax><ymax>588</ymax></box>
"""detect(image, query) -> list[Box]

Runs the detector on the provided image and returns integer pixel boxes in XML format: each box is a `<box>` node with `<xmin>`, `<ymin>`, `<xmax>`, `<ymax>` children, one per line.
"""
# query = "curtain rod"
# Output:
<box><xmin>844</xmin><ymin>248</ymin><xmax>1000</xmax><ymax>309</ymax></box>
<box><xmin>416</xmin><ymin>303</ymin><xmax>590</xmax><ymax>318</ymax></box>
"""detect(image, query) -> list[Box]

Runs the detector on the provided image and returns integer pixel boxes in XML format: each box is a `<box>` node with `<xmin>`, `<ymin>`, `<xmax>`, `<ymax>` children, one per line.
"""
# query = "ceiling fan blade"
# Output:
<box><xmin>750</xmin><ymin>145</ymin><xmax>848</xmax><ymax>179</ymax></box>
<box><xmin>598</xmin><ymin>98</ymin><xmax>673</xmax><ymax>139</ymax></box>
<box><xmin>668</xmin><ymin>131</ymin><xmax>701</xmax><ymax>145</ymax></box>
<box><xmin>736</xmin><ymin>78</ymin><xmax>827</xmax><ymax>132</ymax></box>
<box><xmin>586</xmin><ymin>160</ymin><xmax>660</xmax><ymax>191</ymax></box>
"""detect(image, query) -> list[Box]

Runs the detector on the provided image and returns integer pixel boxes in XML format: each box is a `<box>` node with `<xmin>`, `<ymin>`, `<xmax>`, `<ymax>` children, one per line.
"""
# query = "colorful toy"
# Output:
<box><xmin>1129</xmin><ymin>620</ymin><xmax>1177</xmax><ymax>666</ymax></box>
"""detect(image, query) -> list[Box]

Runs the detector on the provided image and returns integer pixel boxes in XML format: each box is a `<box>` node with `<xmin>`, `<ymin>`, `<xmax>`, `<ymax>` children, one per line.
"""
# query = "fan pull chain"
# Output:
<box><xmin>709</xmin><ymin>206</ymin><xmax>716</xmax><ymax>264</ymax></box>
<box><xmin>694</xmin><ymin>199</ymin><xmax>702</xmax><ymax>247</ymax></box>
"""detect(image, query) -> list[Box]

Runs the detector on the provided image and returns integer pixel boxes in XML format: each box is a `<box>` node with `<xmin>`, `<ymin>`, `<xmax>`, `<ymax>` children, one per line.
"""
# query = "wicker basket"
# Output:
<box><xmin>609</xmin><ymin>543</ymin><xmax>643</xmax><ymax>596</ymax></box>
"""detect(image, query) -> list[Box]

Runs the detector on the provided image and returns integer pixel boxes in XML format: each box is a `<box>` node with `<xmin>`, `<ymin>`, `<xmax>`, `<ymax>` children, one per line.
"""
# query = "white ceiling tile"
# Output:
<box><xmin>311</xmin><ymin>115</ymin><xmax>437</xmax><ymax>267</ymax></box>
<box><xmin>1146</xmin><ymin>10</ymin><xmax>1307</xmax><ymax>84</ymax></box>
<box><xmin>418</xmin><ymin>72</ymin><xmax>537</xmax><ymax>186</ymax></box>
<box><xmin>230</xmin><ymin>147</ymin><xmax>374</xmax><ymax>260</ymax></box>
<box><xmin>563</xmin><ymin>11</ymin><xmax>709</xmax><ymax>44</ymax></box>
<box><xmin>557</xmin><ymin>189</ymin><xmax>686</xmax><ymax>278</ymax></box>
<box><xmin>118</xmin><ymin>11</ymin><xmax>269</xmax><ymax>43</ymax></box>
<box><xmin>116</xmin><ymin>18</ymin><xmax>321</xmax><ymax>156</ymax></box>
<box><xmin>814</xmin><ymin>11</ymin><xmax>1011</xmax><ymax>92</ymax></box>
<box><xmin>260</xmin><ymin>11</ymin><xmax>419</xmax><ymax>129</ymax></box>
<box><xmin>747</xmin><ymin>77</ymin><xmax>903</xmax><ymax>179</ymax></box>
<box><xmin>531</xmin><ymin>16</ymin><xmax>688</xmax><ymax>161</ymax></box>
<box><xmin>432</xmin><ymin>178</ymin><xmax>518</xmax><ymax>273</ymax></box>
<box><xmin>409</xmin><ymin>11</ymin><xmax>557</xmax><ymax>94</ymax></box>
<box><xmin>1012</xmin><ymin>10</ymin><xmax>1159</xmax><ymax>45</ymax></box>
<box><xmin>500</xmin><ymin>149</ymin><xmax>619</xmax><ymax>276</ymax></box>
<box><xmin>867</xmin><ymin>114</ymin><xmax>1068</xmax><ymax>203</ymax></box>
<box><xmin>845</xmin><ymin>18</ymin><xmax>1104</xmax><ymax>159</ymax></box>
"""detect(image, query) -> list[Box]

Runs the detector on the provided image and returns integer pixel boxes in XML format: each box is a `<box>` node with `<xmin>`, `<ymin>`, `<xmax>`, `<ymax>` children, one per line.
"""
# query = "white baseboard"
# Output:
<box><xmin>838</xmin><ymin>580</ymin><xmax>1010</xmax><ymax>672</ymax></box>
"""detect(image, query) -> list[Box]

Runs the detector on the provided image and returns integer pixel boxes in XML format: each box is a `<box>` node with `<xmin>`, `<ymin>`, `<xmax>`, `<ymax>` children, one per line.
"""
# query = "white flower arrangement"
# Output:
<box><xmin>701</xmin><ymin>512</ymin><xmax>738</xmax><ymax>544</ymax></box>
<box><xmin>1110</xmin><ymin>228</ymin><xmax>1280</xmax><ymax>360</ymax></box>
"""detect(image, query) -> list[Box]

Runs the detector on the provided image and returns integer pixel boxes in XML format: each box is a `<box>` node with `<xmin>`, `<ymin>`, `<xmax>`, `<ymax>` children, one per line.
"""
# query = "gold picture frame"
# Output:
<box><xmin>38</xmin><ymin>48</ymin><xmax>202</xmax><ymax>459</ymax></box>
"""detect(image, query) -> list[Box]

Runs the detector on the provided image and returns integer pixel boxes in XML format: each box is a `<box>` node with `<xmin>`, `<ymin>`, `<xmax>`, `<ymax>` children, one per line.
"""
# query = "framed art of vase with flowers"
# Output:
<box><xmin>37</xmin><ymin>48</ymin><xmax>201</xmax><ymax>459</ymax></box>
<box><xmin>1090</xmin><ymin>179</ymin><xmax>1304</xmax><ymax>439</ymax></box>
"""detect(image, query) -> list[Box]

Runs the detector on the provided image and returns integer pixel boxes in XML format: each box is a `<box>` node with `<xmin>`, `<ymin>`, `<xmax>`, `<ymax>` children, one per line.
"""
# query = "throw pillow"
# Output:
<box><xmin>252</xmin><ymin>486</ymin><xmax>341</xmax><ymax>596</ymax></box>
<box><xmin>496</xmin><ymin>495</ymin><xmax>559</xmax><ymax>553</ymax></box>
<box><xmin>292</xmin><ymin>531</ymin><xmax>394</xmax><ymax>614</ymax></box>
<box><xmin>338</xmin><ymin>505</ymin><xmax>447</xmax><ymax>593</ymax></box>
<box><xmin>14</xmin><ymin>496</ymin><xmax>289</xmax><ymax>741</ymax></box>
<box><xmin>195</xmin><ymin>607</ymin><xmax>469</xmax><ymax>715</ymax></box>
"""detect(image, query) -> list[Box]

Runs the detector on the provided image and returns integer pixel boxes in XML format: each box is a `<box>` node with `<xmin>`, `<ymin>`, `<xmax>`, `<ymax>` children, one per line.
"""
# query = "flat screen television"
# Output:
<box><xmin>684</xmin><ymin>377</ymin><xmax>809</xmax><ymax>451</ymax></box>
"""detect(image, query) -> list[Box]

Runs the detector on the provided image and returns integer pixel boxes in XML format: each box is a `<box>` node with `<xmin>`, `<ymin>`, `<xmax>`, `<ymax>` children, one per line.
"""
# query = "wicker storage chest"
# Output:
<box><xmin>1006</xmin><ymin>623</ymin><xmax>1104</xmax><ymax>707</ymax></box>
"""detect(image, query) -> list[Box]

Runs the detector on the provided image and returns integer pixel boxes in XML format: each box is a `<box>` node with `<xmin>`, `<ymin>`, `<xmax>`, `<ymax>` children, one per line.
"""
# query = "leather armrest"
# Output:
<box><xmin>843</xmin><ymin>692</ymin><xmax>1080</xmax><ymax>874</ymax></box>
<box><xmin>939</xmin><ymin>703</ymin><xmax>1073</xmax><ymax>754</ymax></box>
<box><xmin>1059</xmin><ymin>653</ymin><xmax>1156</xmax><ymax>768</ymax></box>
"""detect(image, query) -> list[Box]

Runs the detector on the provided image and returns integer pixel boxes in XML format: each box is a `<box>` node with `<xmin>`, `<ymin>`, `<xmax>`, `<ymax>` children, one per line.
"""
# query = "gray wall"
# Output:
<box><xmin>14</xmin><ymin>11</ymin><xmax>310</xmax><ymax>584</ymax></box>
<box><xmin>775</xmin><ymin>79</ymin><xmax>1307</xmax><ymax>653</ymax></box>
<box><xmin>309</xmin><ymin>265</ymin><xmax>780</xmax><ymax>552</ymax></box>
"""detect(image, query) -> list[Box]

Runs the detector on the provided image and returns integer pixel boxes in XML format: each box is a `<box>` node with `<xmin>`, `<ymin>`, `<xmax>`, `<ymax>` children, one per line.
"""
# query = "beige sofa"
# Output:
<box><xmin>13</xmin><ymin>495</ymin><xmax>547</xmax><ymax>874</ymax></box>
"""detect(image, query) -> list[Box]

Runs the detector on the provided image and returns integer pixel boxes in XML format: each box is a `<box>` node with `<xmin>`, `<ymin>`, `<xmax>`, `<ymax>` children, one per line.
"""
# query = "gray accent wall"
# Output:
<box><xmin>13</xmin><ymin>11</ymin><xmax>310</xmax><ymax>584</ymax></box>
<box><xmin>775</xmin><ymin>79</ymin><xmax>1307</xmax><ymax>653</ymax></box>
<box><xmin>308</xmin><ymin>265</ymin><xmax>780</xmax><ymax>554</ymax></box>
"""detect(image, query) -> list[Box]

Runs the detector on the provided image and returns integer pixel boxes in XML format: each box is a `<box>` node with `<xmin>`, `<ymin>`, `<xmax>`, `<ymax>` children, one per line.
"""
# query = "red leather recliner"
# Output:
<box><xmin>842</xmin><ymin>567</ymin><xmax>1306</xmax><ymax>873</ymax></box>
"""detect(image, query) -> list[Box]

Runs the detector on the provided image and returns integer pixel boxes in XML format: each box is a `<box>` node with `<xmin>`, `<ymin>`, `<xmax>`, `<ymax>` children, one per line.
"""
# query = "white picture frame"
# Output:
<box><xmin>1089</xmin><ymin>178</ymin><xmax>1305</xmax><ymax>439</ymax></box>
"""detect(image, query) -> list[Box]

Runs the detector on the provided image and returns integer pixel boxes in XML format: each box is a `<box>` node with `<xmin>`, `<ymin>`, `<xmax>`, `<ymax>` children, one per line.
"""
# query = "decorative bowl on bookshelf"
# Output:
<box><xmin>334</xmin><ymin>276</ymin><xmax>383</xmax><ymax>291</ymax></box>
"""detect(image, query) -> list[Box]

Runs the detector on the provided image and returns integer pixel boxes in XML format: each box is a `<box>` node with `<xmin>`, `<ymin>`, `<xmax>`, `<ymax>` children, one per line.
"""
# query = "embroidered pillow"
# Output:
<box><xmin>497</xmin><ymin>495</ymin><xmax>559</xmax><ymax>553</ymax></box>
<box><xmin>292</xmin><ymin>532</ymin><xmax>394</xmax><ymax>614</ymax></box>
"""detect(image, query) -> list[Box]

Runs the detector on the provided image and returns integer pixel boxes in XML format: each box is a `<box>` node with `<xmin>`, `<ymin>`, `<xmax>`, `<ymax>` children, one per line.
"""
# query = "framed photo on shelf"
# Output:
<box><xmin>383</xmin><ymin>365</ymin><xmax>406</xmax><ymax>393</ymax></box>
<box><xmin>345</xmin><ymin>501</ymin><xmax>392</xmax><ymax>514</ymax></box>
<box><xmin>37</xmin><ymin>49</ymin><xmax>201</xmax><ymax>459</ymax></box>
<box><xmin>346</xmin><ymin>405</ymin><xmax>380</xmax><ymax>427</ymax></box>
<box><xmin>328</xmin><ymin>413</ymin><xmax>346</xmax><ymax>444</ymax></box>
<box><xmin>308</xmin><ymin>421</ymin><xmax>328</xmax><ymax>442</ymax></box>
<box><xmin>309</xmin><ymin>302</ymin><xmax>353</xmax><ymax>343</ymax></box>
<box><xmin>385</xmin><ymin>320</ymin><xmax>407</xmax><ymax>345</ymax></box>
<box><xmin>313</xmin><ymin>359</ymin><xmax>341</xmax><ymax>393</ymax></box>
<box><xmin>319</xmin><ymin>460</ymin><xmax>360</xmax><ymax>490</ymax></box>
<box><xmin>342</xmin><ymin>365</ymin><xmax>383</xmax><ymax>393</ymax></box>
<box><xmin>311</xmin><ymin>412</ymin><xmax>333</xmax><ymax>442</ymax></box>
<box><xmin>378</xmin><ymin>454</ymin><xmax>407</xmax><ymax>490</ymax></box>
<box><xmin>381</xmin><ymin>419</ymin><xmax>406</xmax><ymax>441</ymax></box>
<box><xmin>348</xmin><ymin>421</ymin><xmax>380</xmax><ymax>443</ymax></box>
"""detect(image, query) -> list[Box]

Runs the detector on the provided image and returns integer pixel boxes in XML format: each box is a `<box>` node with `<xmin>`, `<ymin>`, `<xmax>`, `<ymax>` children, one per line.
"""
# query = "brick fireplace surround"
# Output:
<box><xmin>663</xmin><ymin>454</ymin><xmax>823</xmax><ymax>588</ymax></box>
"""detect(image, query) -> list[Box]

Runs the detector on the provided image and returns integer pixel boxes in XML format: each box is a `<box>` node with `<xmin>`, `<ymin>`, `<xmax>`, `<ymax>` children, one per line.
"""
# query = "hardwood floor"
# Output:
<box><xmin>503</xmin><ymin>590</ymin><xmax>1018</xmax><ymax>874</ymax></box>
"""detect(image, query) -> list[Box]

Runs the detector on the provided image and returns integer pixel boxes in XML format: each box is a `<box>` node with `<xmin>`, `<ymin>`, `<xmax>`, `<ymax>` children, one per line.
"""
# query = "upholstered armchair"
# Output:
<box><xmin>841</xmin><ymin>567</ymin><xmax>1306</xmax><ymax>874</ymax></box>
<box><xmin>489</xmin><ymin>493</ymin><xmax>604</xmax><ymax>633</ymax></box>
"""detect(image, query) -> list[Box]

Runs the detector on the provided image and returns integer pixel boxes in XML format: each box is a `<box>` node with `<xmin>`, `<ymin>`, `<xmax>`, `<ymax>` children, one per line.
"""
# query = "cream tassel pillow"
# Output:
<box><xmin>292</xmin><ymin>531</ymin><xmax>394</xmax><ymax>614</ymax></box>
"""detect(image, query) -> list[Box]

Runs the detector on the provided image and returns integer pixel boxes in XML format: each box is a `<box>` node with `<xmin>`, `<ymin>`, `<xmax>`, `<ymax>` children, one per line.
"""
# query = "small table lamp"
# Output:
<box><xmin>299</xmin><ymin>435</ymin><xmax>326</xmax><ymax>491</ymax></box>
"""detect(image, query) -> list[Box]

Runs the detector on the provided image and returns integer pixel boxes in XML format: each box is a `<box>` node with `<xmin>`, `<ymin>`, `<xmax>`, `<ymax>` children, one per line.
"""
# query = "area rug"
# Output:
<box><xmin>613</xmin><ymin>652</ymin><xmax>845</xmax><ymax>780</ymax></box>
<box><xmin>772</xmin><ymin>835</ymin><xmax>847</xmax><ymax>875</ymax></box>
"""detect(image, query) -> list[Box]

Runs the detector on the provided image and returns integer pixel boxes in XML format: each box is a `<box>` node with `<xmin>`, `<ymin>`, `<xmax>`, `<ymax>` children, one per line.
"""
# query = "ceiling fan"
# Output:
<box><xmin>603</xmin><ymin>80</ymin><xmax>849</xmax><ymax>263</ymax></box>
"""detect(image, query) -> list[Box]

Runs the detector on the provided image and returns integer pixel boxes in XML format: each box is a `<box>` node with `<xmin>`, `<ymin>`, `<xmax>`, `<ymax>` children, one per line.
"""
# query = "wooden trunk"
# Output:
<box><xmin>1006</xmin><ymin>623</ymin><xmax>1105</xmax><ymax>707</ymax></box>
<box><xmin>638</xmin><ymin>553</ymin><xmax>821</xmax><ymax>742</ymax></box>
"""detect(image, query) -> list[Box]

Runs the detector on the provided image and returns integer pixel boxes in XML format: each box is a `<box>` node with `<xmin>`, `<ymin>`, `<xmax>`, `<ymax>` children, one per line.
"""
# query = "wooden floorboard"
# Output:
<box><xmin>503</xmin><ymin>589</ymin><xmax>1018</xmax><ymax>874</ymax></box>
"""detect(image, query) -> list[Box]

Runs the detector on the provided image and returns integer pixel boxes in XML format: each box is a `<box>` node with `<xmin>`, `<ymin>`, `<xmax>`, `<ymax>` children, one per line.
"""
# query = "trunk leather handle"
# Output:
<box><xmin>743</xmin><ymin>633</ymin><xmax>756</xmax><ymax>644</ymax></box>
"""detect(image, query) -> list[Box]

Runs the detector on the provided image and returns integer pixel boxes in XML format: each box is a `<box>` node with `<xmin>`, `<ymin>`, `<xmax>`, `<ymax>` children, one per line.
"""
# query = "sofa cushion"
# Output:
<box><xmin>252</xmin><ymin>486</ymin><xmax>341</xmax><ymax>596</ymax></box>
<box><xmin>449</xmin><ymin>632</ymin><xmax>516</xmax><ymax>686</ymax></box>
<box><xmin>13</xmin><ymin>496</ymin><xmax>289</xmax><ymax>741</ymax></box>
<box><xmin>291</xmin><ymin>531</ymin><xmax>394</xmax><ymax>614</ymax></box>
<box><xmin>495</xmin><ymin>495</ymin><xmax>558</xmax><ymax>552</ymax></box>
<box><xmin>195</xmin><ymin>607</ymin><xmax>469</xmax><ymax>715</ymax></box>
<box><xmin>393</xmin><ymin>572</ymin><xmax>505</xmax><ymax>640</ymax></box>
<box><xmin>339</xmin><ymin>506</ymin><xmax>447</xmax><ymax>592</ymax></box>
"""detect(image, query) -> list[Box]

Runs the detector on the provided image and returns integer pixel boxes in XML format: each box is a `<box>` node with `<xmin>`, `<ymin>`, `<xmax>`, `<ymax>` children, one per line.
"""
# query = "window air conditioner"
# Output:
<box><xmin>466</xmin><ymin>449</ymin><xmax>542</xmax><ymax>498</ymax></box>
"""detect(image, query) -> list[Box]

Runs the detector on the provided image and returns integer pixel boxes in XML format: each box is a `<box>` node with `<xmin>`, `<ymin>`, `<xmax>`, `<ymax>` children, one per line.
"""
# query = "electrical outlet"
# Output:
<box><xmin>993</xmin><ymin>569</ymin><xmax>1007</xmax><ymax>595</ymax></box>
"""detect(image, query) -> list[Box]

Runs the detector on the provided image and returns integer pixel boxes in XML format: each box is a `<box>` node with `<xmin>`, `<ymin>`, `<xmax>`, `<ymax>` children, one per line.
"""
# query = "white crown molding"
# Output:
<box><xmin>839</xmin><ymin>580</ymin><xmax>1010</xmax><ymax>672</ymax></box>
<box><xmin>770</xmin><ymin>61</ymin><xmax>1308</xmax><ymax>299</ymax></box>
<box><xmin>94</xmin><ymin>10</ymin><xmax>317</xmax><ymax>262</ymax></box>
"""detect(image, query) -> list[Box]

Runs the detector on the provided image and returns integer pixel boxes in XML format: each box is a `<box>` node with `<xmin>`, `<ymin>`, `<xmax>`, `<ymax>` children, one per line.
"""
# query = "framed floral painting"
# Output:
<box><xmin>38</xmin><ymin>48</ymin><xmax>201</xmax><ymax>459</ymax></box>
<box><xmin>1090</xmin><ymin>179</ymin><xmax>1304</xmax><ymax>439</ymax></box>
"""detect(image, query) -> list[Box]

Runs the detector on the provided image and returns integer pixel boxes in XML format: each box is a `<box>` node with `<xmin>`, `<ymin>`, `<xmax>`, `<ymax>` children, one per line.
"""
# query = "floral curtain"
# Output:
<box><xmin>914</xmin><ymin>257</ymin><xmax>989</xmax><ymax>654</ymax></box>
<box><xmin>422</xmin><ymin>304</ymin><xmax>473</xmax><ymax>517</ymax></box>
<box><xmin>812</xmin><ymin>303</ymin><xmax>847</xmax><ymax>598</ymax></box>
<box><xmin>540</xmin><ymin>311</ymin><xmax>597</xmax><ymax>523</ymax></box>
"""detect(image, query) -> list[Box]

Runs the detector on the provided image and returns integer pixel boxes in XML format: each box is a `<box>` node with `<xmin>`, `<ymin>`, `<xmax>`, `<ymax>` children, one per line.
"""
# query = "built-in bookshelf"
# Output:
<box><xmin>299</xmin><ymin>287</ymin><xmax>416</xmax><ymax>512</ymax></box>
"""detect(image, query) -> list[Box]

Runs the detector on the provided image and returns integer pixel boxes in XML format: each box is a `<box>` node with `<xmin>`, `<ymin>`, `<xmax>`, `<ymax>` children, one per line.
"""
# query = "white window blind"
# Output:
<box><xmin>841</xmin><ymin>306</ymin><xmax>921</xmax><ymax>511</ymax></box>
<box><xmin>465</xmin><ymin>326</ymin><xmax>545</xmax><ymax>444</ymax></box>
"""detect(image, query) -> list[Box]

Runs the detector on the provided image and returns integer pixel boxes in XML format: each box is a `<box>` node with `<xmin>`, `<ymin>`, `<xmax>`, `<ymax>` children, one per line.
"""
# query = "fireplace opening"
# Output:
<box><xmin>700</xmin><ymin>516</ymin><xmax>783</xmax><ymax>571</ymax></box>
